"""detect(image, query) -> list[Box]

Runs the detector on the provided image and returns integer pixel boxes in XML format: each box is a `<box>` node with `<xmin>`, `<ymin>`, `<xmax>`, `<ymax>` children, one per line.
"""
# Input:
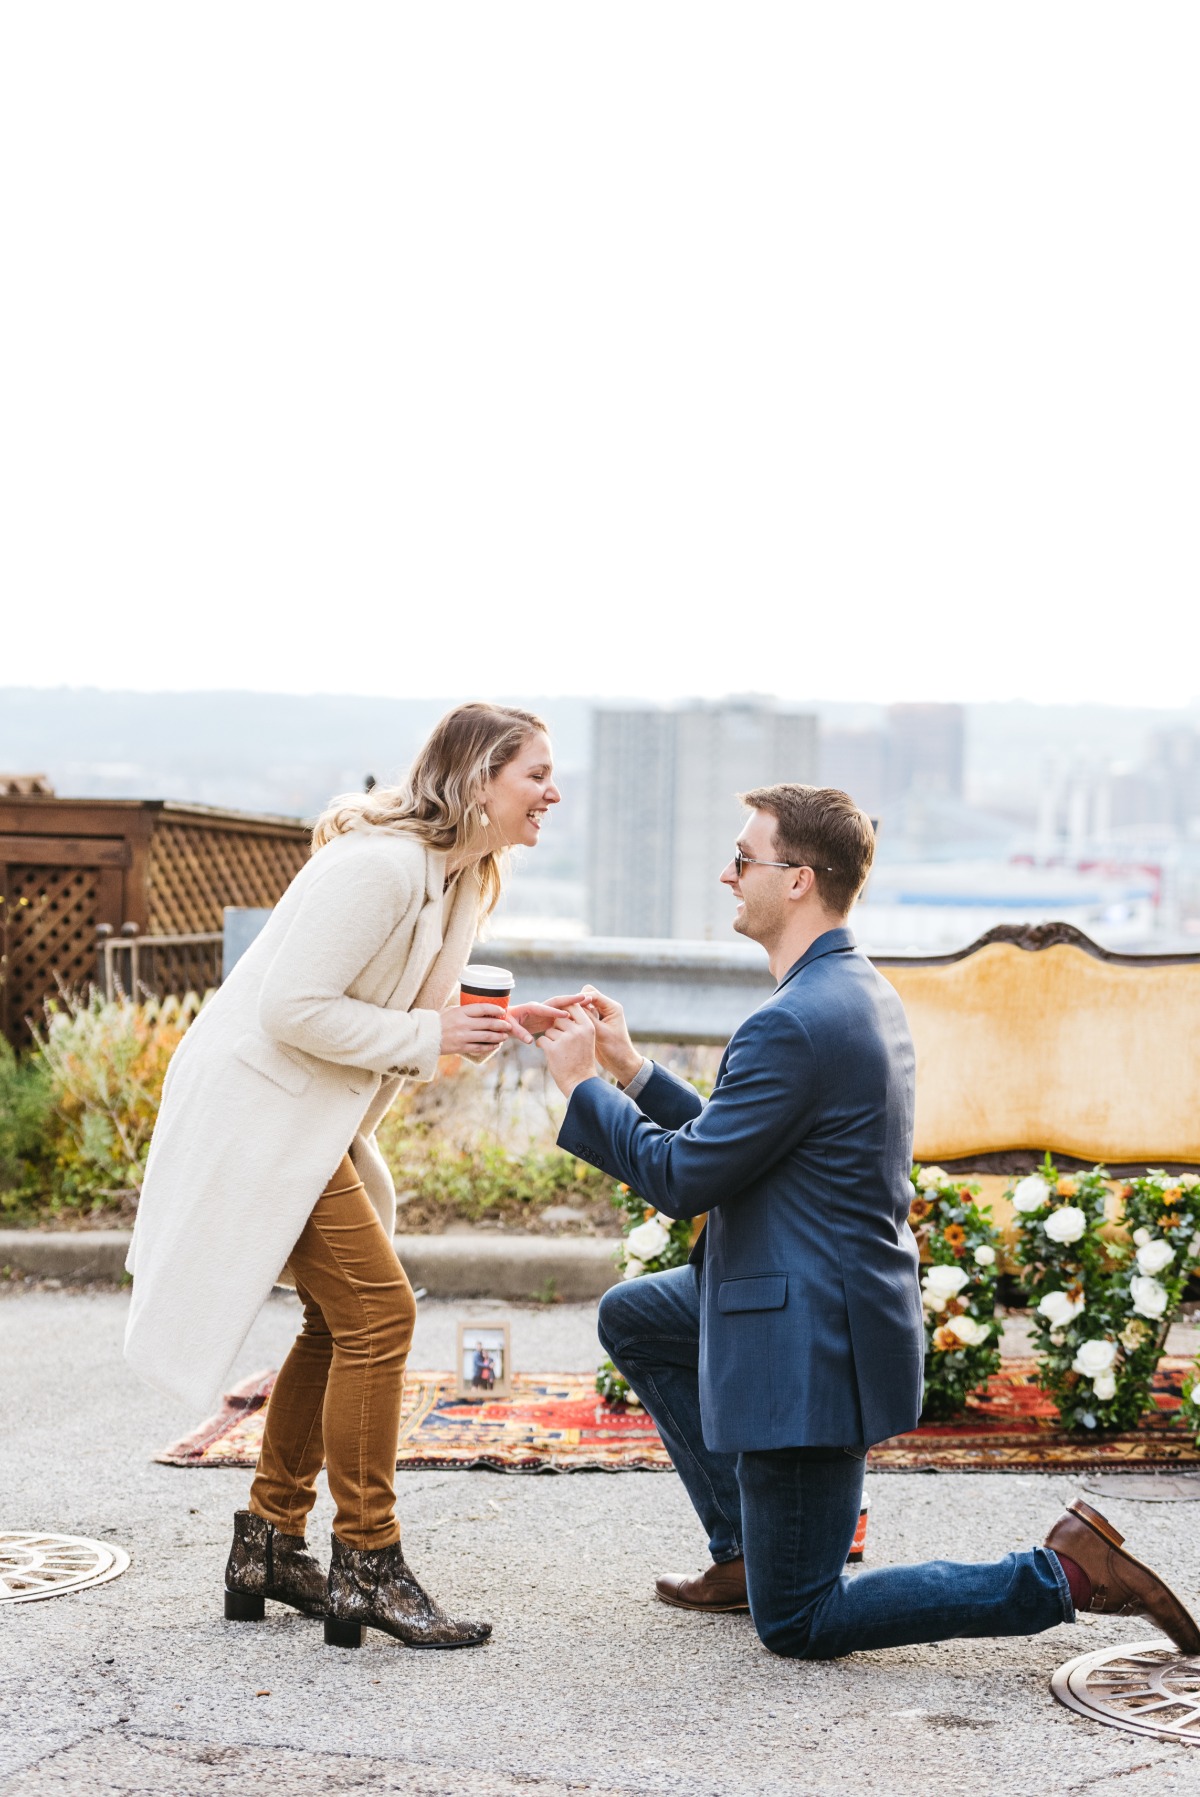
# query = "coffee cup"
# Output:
<box><xmin>459</xmin><ymin>965</ymin><xmax>516</xmax><ymax>1012</ymax></box>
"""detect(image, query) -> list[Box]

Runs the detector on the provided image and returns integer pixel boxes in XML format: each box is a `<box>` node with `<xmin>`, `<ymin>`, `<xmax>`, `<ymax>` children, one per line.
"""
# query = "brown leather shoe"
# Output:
<box><xmin>1045</xmin><ymin>1497</ymin><xmax>1200</xmax><ymax>1654</ymax></box>
<box><xmin>656</xmin><ymin>1557</ymin><xmax>749</xmax><ymax>1612</ymax></box>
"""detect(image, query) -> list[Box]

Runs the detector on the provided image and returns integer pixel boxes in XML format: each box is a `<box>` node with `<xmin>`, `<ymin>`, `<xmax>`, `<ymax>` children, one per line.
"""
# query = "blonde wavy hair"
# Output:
<box><xmin>311</xmin><ymin>701</ymin><xmax>549</xmax><ymax>914</ymax></box>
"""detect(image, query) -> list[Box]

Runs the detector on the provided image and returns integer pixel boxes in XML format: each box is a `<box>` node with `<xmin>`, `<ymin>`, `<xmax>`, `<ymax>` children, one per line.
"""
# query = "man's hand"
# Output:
<box><xmin>538</xmin><ymin>1003</ymin><xmax>601</xmax><ymax>1098</ymax></box>
<box><xmin>543</xmin><ymin>984</ymin><xmax>641</xmax><ymax>1085</ymax></box>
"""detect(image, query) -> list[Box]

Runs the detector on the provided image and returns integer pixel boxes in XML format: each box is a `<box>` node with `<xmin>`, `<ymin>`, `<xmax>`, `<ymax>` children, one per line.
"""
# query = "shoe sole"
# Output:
<box><xmin>655</xmin><ymin>1589</ymin><xmax>750</xmax><ymax>1613</ymax></box>
<box><xmin>326</xmin><ymin>1615</ymin><xmax>491</xmax><ymax>1649</ymax></box>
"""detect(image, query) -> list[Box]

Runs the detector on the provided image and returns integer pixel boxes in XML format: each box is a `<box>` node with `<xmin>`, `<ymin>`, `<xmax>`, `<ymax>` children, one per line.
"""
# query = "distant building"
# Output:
<box><xmin>819</xmin><ymin>729</ymin><xmax>887</xmax><ymax>814</ymax></box>
<box><xmin>588</xmin><ymin>699</ymin><xmax>819</xmax><ymax>939</ymax></box>
<box><xmin>885</xmin><ymin>703</ymin><xmax>965</xmax><ymax>803</ymax></box>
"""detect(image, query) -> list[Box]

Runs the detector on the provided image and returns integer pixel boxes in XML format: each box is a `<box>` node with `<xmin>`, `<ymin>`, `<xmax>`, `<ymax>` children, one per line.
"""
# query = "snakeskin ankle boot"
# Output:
<box><xmin>223</xmin><ymin>1509</ymin><xmax>329</xmax><ymax>1620</ymax></box>
<box><xmin>324</xmin><ymin>1533</ymin><xmax>491</xmax><ymax>1649</ymax></box>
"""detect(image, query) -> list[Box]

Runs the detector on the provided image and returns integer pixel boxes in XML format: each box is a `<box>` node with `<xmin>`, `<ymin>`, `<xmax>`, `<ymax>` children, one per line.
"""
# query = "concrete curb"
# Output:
<box><xmin>0</xmin><ymin>1229</ymin><xmax>623</xmax><ymax>1301</ymax></box>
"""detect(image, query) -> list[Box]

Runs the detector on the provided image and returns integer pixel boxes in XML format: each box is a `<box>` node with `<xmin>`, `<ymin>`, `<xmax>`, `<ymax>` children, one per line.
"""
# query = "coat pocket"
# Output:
<box><xmin>233</xmin><ymin>1032</ymin><xmax>313</xmax><ymax>1098</ymax></box>
<box><xmin>717</xmin><ymin>1274</ymin><xmax>788</xmax><ymax>1314</ymax></box>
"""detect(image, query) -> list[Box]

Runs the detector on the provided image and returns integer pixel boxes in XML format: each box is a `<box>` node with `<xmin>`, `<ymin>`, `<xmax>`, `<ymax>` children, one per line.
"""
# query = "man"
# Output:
<box><xmin>538</xmin><ymin>784</ymin><xmax>1199</xmax><ymax>1659</ymax></box>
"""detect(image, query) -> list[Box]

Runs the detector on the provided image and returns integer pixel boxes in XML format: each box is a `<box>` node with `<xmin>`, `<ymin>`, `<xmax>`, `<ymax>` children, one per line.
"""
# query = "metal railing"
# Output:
<box><xmin>96</xmin><ymin>925</ymin><xmax>223</xmax><ymax>1002</ymax></box>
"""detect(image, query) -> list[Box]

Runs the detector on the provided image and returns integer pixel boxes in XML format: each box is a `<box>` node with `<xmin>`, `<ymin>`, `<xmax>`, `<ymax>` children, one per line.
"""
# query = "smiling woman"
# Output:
<box><xmin>124</xmin><ymin>699</ymin><xmax>564</xmax><ymax>1656</ymax></box>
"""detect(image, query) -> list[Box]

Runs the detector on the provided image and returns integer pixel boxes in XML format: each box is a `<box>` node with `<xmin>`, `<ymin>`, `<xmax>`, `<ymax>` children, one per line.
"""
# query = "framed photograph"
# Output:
<box><xmin>456</xmin><ymin>1321</ymin><xmax>512</xmax><ymax>1399</ymax></box>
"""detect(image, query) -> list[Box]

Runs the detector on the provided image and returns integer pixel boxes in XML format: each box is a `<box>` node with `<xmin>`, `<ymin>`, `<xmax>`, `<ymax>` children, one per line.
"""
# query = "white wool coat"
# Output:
<box><xmin>124</xmin><ymin>828</ymin><xmax>482</xmax><ymax>1413</ymax></box>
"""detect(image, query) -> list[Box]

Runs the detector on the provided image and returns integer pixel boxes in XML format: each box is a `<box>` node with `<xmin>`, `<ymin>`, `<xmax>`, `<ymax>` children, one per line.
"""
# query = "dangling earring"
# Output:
<box><xmin>479</xmin><ymin>806</ymin><xmax>490</xmax><ymax>829</ymax></box>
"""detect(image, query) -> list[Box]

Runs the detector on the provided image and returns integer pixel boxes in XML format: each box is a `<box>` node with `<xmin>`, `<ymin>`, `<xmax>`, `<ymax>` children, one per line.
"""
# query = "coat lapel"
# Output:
<box><xmin>774</xmin><ymin>926</ymin><xmax>857</xmax><ymax>994</ymax></box>
<box><xmin>410</xmin><ymin>865</ymin><xmax>482</xmax><ymax>1012</ymax></box>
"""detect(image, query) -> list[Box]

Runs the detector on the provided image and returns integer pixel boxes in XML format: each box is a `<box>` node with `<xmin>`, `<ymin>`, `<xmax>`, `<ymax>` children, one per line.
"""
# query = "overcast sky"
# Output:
<box><xmin>3</xmin><ymin>5</ymin><xmax>1197</xmax><ymax>707</ymax></box>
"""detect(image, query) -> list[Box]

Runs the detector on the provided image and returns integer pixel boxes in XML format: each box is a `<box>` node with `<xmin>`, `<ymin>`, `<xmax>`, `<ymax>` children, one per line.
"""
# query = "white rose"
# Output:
<box><xmin>922</xmin><ymin>1264</ymin><xmax>970</xmax><ymax>1301</ymax></box>
<box><xmin>1073</xmin><ymin>1338</ymin><xmax>1118</xmax><ymax>1378</ymax></box>
<box><xmin>1135</xmin><ymin>1239</ymin><xmax>1175</xmax><ymax>1277</ymax></box>
<box><xmin>1181</xmin><ymin>1174</ymin><xmax>1200</xmax><ymax>1190</ymax></box>
<box><xmin>972</xmin><ymin>1244</ymin><xmax>996</xmax><ymax>1267</ymax></box>
<box><xmin>621</xmin><ymin>1257</ymin><xmax>645</xmax><ymax>1281</ymax></box>
<box><xmin>917</xmin><ymin>1166</ymin><xmax>947</xmax><ymax>1190</ymax></box>
<box><xmin>1044</xmin><ymin>1206</ymin><xmax>1088</xmax><ymax>1245</ymax></box>
<box><xmin>1130</xmin><ymin>1275</ymin><xmax>1169</xmax><ymax>1320</ymax></box>
<box><xmin>1132</xmin><ymin>1228</ymin><xmax>1151</xmax><ymax>1248</ymax></box>
<box><xmin>626</xmin><ymin>1219</ymin><xmax>670</xmax><ymax>1262</ymax></box>
<box><xmin>1038</xmin><ymin>1289</ymin><xmax>1085</xmax><ymax>1328</ymax></box>
<box><xmin>922</xmin><ymin>1290</ymin><xmax>947</xmax><ymax>1313</ymax></box>
<box><xmin>653</xmin><ymin>1212</ymin><xmax>675</xmax><ymax>1229</ymax></box>
<box><xmin>1092</xmin><ymin>1371</ymin><xmax>1117</xmax><ymax>1401</ymax></box>
<box><xmin>946</xmin><ymin>1314</ymin><xmax>990</xmax><ymax>1347</ymax></box>
<box><xmin>1011</xmin><ymin>1175</ymin><xmax>1051</xmax><ymax>1214</ymax></box>
<box><xmin>1190</xmin><ymin>1235</ymin><xmax>1200</xmax><ymax>1259</ymax></box>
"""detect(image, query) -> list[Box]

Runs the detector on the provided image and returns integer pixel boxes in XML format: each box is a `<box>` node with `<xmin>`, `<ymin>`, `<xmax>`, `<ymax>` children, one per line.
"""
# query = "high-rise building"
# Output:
<box><xmin>884</xmin><ymin>703</ymin><xmax>965</xmax><ymax>802</ymax></box>
<box><xmin>588</xmin><ymin>698</ymin><xmax>819</xmax><ymax>939</ymax></box>
<box><xmin>819</xmin><ymin>728</ymin><xmax>887</xmax><ymax>815</ymax></box>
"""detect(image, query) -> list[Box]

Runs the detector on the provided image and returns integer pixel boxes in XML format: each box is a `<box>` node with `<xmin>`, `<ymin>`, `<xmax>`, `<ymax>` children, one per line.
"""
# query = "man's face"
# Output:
<box><xmin>720</xmin><ymin>810</ymin><xmax>792</xmax><ymax>948</ymax></box>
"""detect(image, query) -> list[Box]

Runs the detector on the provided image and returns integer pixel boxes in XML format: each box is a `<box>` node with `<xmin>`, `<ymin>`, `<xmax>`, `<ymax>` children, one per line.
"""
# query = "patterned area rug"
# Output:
<box><xmin>874</xmin><ymin>1358</ymin><xmax>1200</xmax><ymax>1472</ymax></box>
<box><xmin>154</xmin><ymin>1360</ymin><xmax>1200</xmax><ymax>1474</ymax></box>
<box><xmin>156</xmin><ymin>1372</ymin><xmax>672</xmax><ymax>1473</ymax></box>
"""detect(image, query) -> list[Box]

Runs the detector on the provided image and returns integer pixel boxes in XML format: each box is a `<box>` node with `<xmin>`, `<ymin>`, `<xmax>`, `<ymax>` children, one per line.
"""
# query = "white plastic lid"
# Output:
<box><xmin>461</xmin><ymin>964</ymin><xmax>515</xmax><ymax>989</ymax></box>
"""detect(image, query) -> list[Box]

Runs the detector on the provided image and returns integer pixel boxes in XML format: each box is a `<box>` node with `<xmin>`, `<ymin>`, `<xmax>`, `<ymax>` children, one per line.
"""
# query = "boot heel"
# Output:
<box><xmin>224</xmin><ymin>1588</ymin><xmax>266</xmax><ymax>1621</ymax></box>
<box><xmin>324</xmin><ymin>1616</ymin><xmax>362</xmax><ymax>1649</ymax></box>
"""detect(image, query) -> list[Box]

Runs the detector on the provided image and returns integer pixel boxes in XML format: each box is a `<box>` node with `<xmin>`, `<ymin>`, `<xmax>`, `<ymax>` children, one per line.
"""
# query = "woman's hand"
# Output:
<box><xmin>509</xmin><ymin>997</ymin><xmax>589</xmax><ymax>1039</ymax></box>
<box><xmin>539</xmin><ymin>1003</ymin><xmax>600</xmax><ymax>1098</ymax></box>
<box><xmin>439</xmin><ymin>1004</ymin><xmax>517</xmax><ymax>1058</ymax></box>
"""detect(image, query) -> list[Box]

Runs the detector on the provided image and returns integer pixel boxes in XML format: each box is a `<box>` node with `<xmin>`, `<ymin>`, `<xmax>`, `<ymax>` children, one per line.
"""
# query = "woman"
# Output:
<box><xmin>124</xmin><ymin>702</ymin><xmax>568</xmax><ymax>1651</ymax></box>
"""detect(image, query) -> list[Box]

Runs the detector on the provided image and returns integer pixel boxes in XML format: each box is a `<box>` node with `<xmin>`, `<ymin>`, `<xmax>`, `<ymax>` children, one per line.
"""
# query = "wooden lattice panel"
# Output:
<box><xmin>1</xmin><ymin>865</ymin><xmax>100</xmax><ymax>1037</ymax></box>
<box><xmin>147</xmin><ymin>823</ymin><xmax>308</xmax><ymax>934</ymax></box>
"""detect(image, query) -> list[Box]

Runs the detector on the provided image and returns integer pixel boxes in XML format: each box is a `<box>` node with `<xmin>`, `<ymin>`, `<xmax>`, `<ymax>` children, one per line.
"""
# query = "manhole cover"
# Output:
<box><xmin>0</xmin><ymin>1532</ymin><xmax>130</xmax><ymax>1604</ymax></box>
<box><xmin>1081</xmin><ymin>1474</ymin><xmax>1200</xmax><ymax>1502</ymax></box>
<box><xmin>1052</xmin><ymin>1641</ymin><xmax>1200</xmax><ymax>1743</ymax></box>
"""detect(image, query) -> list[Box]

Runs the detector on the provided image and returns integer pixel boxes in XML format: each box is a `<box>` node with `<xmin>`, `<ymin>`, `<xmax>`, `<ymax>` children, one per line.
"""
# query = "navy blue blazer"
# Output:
<box><xmin>559</xmin><ymin>928</ymin><xmax>924</xmax><ymax>1454</ymax></box>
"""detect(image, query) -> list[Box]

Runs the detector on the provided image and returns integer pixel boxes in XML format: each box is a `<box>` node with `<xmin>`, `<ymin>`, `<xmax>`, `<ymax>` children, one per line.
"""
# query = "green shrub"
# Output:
<box><xmin>0</xmin><ymin>1037</ymin><xmax>58</xmax><ymax>1215</ymax></box>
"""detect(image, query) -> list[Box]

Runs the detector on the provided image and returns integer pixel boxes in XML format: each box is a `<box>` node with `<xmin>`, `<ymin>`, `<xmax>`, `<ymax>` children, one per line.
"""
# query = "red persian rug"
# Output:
<box><xmin>154</xmin><ymin>1359</ymin><xmax>1200</xmax><ymax>1475</ymax></box>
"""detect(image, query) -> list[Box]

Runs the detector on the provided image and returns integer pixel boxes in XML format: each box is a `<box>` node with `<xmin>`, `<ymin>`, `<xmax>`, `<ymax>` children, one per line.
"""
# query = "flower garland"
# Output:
<box><xmin>1121</xmin><ymin>1171</ymin><xmax>1200</xmax><ymax>1439</ymax></box>
<box><xmin>909</xmin><ymin>1166</ymin><xmax>1003</xmax><ymax>1419</ymax></box>
<box><xmin>1011</xmin><ymin>1155</ymin><xmax>1200</xmax><ymax>1432</ymax></box>
<box><xmin>596</xmin><ymin>1183</ymin><xmax>693</xmax><ymax>1406</ymax></box>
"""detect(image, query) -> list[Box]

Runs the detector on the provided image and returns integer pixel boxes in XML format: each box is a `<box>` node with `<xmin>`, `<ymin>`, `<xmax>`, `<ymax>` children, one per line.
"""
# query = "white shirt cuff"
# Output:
<box><xmin>620</xmin><ymin>1057</ymin><xmax>654</xmax><ymax>1102</ymax></box>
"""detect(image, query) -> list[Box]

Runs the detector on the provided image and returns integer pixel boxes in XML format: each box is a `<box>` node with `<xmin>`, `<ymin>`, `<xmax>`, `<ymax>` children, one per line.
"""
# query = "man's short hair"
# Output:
<box><xmin>738</xmin><ymin>784</ymin><xmax>875</xmax><ymax>917</ymax></box>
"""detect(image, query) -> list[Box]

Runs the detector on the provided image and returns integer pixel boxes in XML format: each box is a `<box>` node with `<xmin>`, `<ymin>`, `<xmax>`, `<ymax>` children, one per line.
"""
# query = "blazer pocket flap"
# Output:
<box><xmin>717</xmin><ymin>1275</ymin><xmax>788</xmax><ymax>1314</ymax></box>
<box><xmin>234</xmin><ymin>1032</ymin><xmax>313</xmax><ymax>1098</ymax></box>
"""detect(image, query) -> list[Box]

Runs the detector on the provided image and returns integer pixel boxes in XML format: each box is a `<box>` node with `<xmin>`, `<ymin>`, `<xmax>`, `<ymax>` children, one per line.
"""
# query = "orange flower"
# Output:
<box><xmin>1056</xmin><ymin>1176</ymin><xmax>1079</xmax><ymax>1198</ymax></box>
<box><xmin>932</xmin><ymin>1326</ymin><xmax>958</xmax><ymax>1351</ymax></box>
<box><xmin>944</xmin><ymin>1224</ymin><xmax>967</xmax><ymax>1249</ymax></box>
<box><xmin>908</xmin><ymin>1198</ymin><xmax>931</xmax><ymax>1223</ymax></box>
<box><xmin>1159</xmin><ymin>1212</ymin><xmax>1182</xmax><ymax>1231</ymax></box>
<box><xmin>1161</xmin><ymin>1187</ymin><xmax>1183</xmax><ymax>1206</ymax></box>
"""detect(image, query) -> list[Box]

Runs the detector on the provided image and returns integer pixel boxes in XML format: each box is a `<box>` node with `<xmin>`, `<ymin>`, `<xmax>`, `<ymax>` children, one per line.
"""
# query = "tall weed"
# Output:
<box><xmin>34</xmin><ymin>991</ymin><xmax>203</xmax><ymax>1204</ymax></box>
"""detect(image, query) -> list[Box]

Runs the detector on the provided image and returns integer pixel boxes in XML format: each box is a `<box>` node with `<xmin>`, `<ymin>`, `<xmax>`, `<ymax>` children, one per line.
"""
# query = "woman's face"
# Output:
<box><xmin>482</xmin><ymin>731</ymin><xmax>560</xmax><ymax>849</ymax></box>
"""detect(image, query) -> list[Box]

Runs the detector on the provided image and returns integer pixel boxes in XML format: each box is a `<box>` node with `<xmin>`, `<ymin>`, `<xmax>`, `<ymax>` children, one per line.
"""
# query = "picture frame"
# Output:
<box><xmin>455</xmin><ymin>1321</ymin><xmax>512</xmax><ymax>1399</ymax></box>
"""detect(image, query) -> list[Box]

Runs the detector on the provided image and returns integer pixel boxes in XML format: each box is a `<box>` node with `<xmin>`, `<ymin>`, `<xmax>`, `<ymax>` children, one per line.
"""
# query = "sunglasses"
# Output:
<box><xmin>732</xmin><ymin>850</ymin><xmax>835</xmax><ymax>878</ymax></box>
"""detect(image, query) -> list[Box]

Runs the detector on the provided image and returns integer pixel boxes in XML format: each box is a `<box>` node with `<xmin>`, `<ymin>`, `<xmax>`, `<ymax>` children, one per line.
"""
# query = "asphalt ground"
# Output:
<box><xmin>3</xmin><ymin>1288</ymin><xmax>1200</xmax><ymax>1796</ymax></box>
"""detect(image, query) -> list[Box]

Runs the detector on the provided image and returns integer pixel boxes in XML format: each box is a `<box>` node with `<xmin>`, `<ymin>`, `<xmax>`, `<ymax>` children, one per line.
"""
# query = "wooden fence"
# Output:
<box><xmin>0</xmin><ymin>797</ymin><xmax>309</xmax><ymax>1043</ymax></box>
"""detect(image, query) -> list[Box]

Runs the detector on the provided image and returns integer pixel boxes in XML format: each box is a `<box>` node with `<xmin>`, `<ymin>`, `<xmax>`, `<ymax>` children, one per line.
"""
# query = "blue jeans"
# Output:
<box><xmin>598</xmin><ymin>1265</ymin><xmax>1073</xmax><ymax>1659</ymax></box>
